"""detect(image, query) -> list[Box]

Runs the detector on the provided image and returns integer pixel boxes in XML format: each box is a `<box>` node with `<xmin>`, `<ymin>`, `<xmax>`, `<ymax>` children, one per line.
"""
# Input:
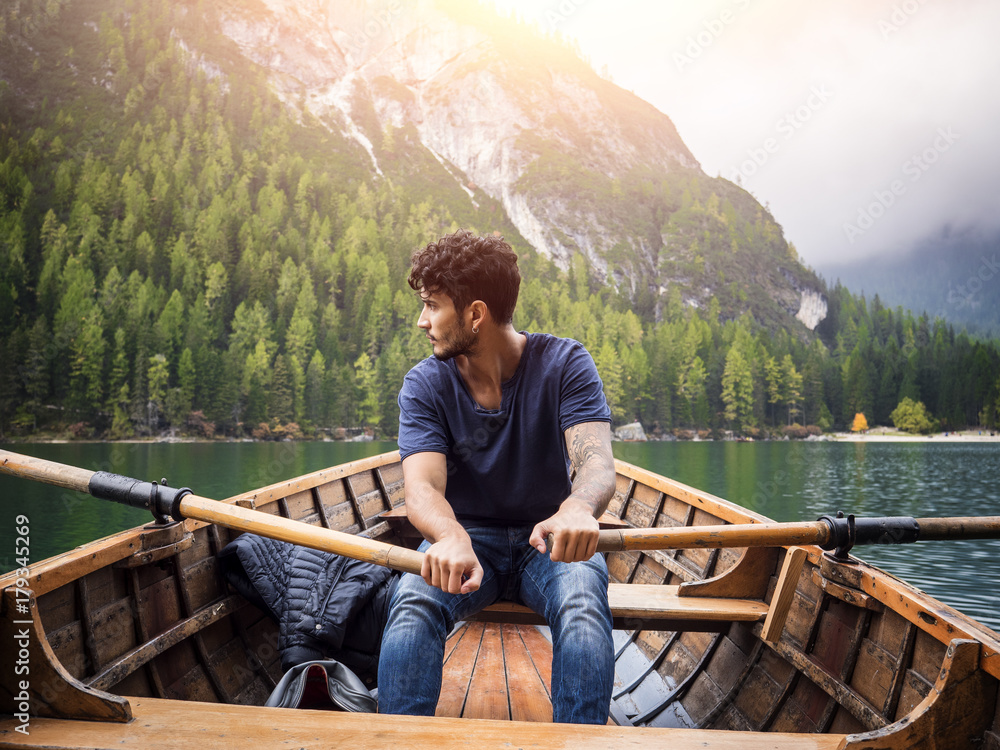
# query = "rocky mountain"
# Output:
<box><xmin>206</xmin><ymin>0</ymin><xmax>826</xmax><ymax>330</ymax></box>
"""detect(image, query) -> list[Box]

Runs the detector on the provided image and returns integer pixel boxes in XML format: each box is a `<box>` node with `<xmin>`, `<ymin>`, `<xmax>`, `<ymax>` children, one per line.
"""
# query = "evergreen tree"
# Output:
<box><xmin>781</xmin><ymin>354</ymin><xmax>802</xmax><ymax>426</ymax></box>
<box><xmin>721</xmin><ymin>346</ymin><xmax>755</xmax><ymax>433</ymax></box>
<box><xmin>242</xmin><ymin>340</ymin><xmax>273</xmax><ymax>427</ymax></box>
<box><xmin>304</xmin><ymin>350</ymin><xmax>327</xmax><ymax>426</ymax></box>
<box><xmin>147</xmin><ymin>353</ymin><xmax>170</xmax><ymax>431</ymax></box>
<box><xmin>765</xmin><ymin>355</ymin><xmax>782</xmax><ymax>425</ymax></box>
<box><xmin>353</xmin><ymin>352</ymin><xmax>381</xmax><ymax>428</ymax></box>
<box><xmin>268</xmin><ymin>354</ymin><xmax>294</xmax><ymax>424</ymax></box>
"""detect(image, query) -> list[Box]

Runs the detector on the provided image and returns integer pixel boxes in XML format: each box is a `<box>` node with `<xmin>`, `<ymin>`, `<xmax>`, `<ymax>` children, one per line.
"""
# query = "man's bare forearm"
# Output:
<box><xmin>565</xmin><ymin>421</ymin><xmax>616</xmax><ymax>516</ymax></box>
<box><xmin>407</xmin><ymin>480</ymin><xmax>464</xmax><ymax>540</ymax></box>
<box><xmin>402</xmin><ymin>452</ymin><xmax>467</xmax><ymax>543</ymax></box>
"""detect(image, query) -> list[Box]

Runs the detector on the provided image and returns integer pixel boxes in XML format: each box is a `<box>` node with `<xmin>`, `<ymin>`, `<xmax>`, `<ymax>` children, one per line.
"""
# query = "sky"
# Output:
<box><xmin>490</xmin><ymin>0</ymin><xmax>1000</xmax><ymax>271</ymax></box>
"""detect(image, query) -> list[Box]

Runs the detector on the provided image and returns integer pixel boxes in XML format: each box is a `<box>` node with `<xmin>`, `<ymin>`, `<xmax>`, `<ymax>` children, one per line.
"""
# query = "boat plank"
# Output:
<box><xmin>823</xmin><ymin>556</ymin><xmax>1000</xmax><ymax>682</ymax></box>
<box><xmin>849</xmin><ymin>638</ymin><xmax>899</xmax><ymax>715</ymax></box>
<box><xmin>502</xmin><ymin>625</ymin><xmax>552</xmax><ymax>723</ymax></box>
<box><xmin>517</xmin><ymin>625</ymin><xmax>554</xmax><ymax>691</ymax></box>
<box><xmin>436</xmin><ymin>622</ymin><xmax>484</xmax><ymax>718</ymax></box>
<box><xmin>733</xmin><ymin>647</ymin><xmax>796</xmax><ymax>729</ymax></box>
<box><xmin>614</xmin><ymin>461</ymin><xmax>771</xmax><ymax>526</ymax></box>
<box><xmin>770</xmin><ymin>683</ymin><xmax>828</xmax><ymax>734</ymax></box>
<box><xmin>442</xmin><ymin>623</ymin><xmax>465</xmax><ymax>663</ymax></box>
<box><xmin>766</xmin><ymin>635</ymin><xmax>884</xmax><ymax>732</ymax></box>
<box><xmin>229</xmin><ymin>452</ymin><xmax>402</xmax><ymax>507</ymax></box>
<box><xmin>125</xmin><ymin>568</ymin><xmax>167</xmax><ymax>698</ymax></box>
<box><xmin>23</xmin><ymin>533</ymin><xmax>142</xmax><ymax>597</ymax></box>
<box><xmin>462</xmin><ymin>623</ymin><xmax>509</xmax><ymax>720</ymax></box>
<box><xmin>282</xmin><ymin>489</ymin><xmax>315</xmax><ymax>521</ymax></box>
<box><xmin>880</xmin><ymin>623</ymin><xmax>918</xmax><ymax>721</ymax></box>
<box><xmin>843</xmin><ymin>640</ymin><xmax>997</xmax><ymax>749</ymax></box>
<box><xmin>0</xmin><ymin>696</ymin><xmax>850</xmax><ymax>749</ymax></box>
<box><xmin>87</xmin><ymin>596</ymin><xmax>244</xmax><ymax>692</ymax></box>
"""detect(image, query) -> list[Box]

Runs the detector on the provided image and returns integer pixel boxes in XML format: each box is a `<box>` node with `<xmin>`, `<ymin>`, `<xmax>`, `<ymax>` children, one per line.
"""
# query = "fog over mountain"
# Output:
<box><xmin>493</xmin><ymin>0</ymin><xmax>1000</xmax><ymax>270</ymax></box>
<box><xmin>821</xmin><ymin>228</ymin><xmax>1000</xmax><ymax>337</ymax></box>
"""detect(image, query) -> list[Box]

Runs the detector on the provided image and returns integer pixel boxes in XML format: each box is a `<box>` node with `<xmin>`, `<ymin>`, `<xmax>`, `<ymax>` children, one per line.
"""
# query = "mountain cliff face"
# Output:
<box><xmin>208</xmin><ymin>0</ymin><xmax>826</xmax><ymax>330</ymax></box>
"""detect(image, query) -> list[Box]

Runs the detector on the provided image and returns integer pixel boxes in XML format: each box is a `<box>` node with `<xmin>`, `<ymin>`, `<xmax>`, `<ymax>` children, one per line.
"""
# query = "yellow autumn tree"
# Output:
<box><xmin>851</xmin><ymin>412</ymin><xmax>869</xmax><ymax>433</ymax></box>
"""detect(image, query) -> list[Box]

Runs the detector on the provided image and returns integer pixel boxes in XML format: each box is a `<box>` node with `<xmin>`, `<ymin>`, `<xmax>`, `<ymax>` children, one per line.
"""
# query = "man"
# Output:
<box><xmin>377</xmin><ymin>230</ymin><xmax>616</xmax><ymax>724</ymax></box>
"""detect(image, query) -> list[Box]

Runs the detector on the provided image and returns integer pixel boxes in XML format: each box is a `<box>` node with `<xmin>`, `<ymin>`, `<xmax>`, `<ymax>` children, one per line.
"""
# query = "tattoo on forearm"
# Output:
<box><xmin>567</xmin><ymin>423</ymin><xmax>616</xmax><ymax>516</ymax></box>
<box><xmin>569</xmin><ymin>428</ymin><xmax>603</xmax><ymax>473</ymax></box>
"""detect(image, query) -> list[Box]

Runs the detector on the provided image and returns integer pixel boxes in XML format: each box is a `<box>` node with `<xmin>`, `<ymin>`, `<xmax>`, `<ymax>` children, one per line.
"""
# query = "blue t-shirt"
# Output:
<box><xmin>397</xmin><ymin>333</ymin><xmax>612</xmax><ymax>527</ymax></box>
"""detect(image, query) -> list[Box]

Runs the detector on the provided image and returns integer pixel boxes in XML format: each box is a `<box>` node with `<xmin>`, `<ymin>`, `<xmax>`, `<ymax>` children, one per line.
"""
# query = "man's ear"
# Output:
<box><xmin>469</xmin><ymin>300</ymin><xmax>488</xmax><ymax>331</ymax></box>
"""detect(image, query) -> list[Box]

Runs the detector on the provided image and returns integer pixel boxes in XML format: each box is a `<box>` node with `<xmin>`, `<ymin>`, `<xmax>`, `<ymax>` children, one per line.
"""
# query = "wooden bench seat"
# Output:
<box><xmin>472</xmin><ymin>584</ymin><xmax>768</xmax><ymax>630</ymax></box>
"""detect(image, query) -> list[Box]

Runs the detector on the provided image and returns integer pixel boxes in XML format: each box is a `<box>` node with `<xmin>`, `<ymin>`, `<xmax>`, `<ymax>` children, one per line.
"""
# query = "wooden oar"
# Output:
<box><xmin>0</xmin><ymin>449</ymin><xmax>425</xmax><ymax>575</ymax></box>
<box><xmin>595</xmin><ymin>514</ymin><xmax>1000</xmax><ymax>558</ymax></box>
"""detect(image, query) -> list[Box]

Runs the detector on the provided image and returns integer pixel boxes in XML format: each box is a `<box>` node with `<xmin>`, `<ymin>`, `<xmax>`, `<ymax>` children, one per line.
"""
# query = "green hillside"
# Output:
<box><xmin>1</xmin><ymin>0</ymin><xmax>998</xmax><ymax>441</ymax></box>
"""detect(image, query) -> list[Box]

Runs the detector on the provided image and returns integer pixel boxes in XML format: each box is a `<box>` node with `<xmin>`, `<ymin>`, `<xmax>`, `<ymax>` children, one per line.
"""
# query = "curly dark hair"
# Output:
<box><xmin>408</xmin><ymin>230</ymin><xmax>520</xmax><ymax>325</ymax></box>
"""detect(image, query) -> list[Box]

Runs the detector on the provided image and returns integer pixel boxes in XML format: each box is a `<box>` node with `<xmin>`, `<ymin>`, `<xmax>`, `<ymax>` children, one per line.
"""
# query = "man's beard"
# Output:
<box><xmin>432</xmin><ymin>323</ymin><xmax>478</xmax><ymax>361</ymax></box>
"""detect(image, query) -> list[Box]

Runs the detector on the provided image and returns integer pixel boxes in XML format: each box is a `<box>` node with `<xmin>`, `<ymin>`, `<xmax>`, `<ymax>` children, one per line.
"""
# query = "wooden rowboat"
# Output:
<box><xmin>2</xmin><ymin>449</ymin><xmax>1000</xmax><ymax>749</ymax></box>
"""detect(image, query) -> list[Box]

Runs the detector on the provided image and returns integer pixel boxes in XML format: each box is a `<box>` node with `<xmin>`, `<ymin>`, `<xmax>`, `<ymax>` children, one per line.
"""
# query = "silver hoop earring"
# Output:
<box><xmin>473</xmin><ymin>327</ymin><xmax>479</xmax><ymax>334</ymax></box>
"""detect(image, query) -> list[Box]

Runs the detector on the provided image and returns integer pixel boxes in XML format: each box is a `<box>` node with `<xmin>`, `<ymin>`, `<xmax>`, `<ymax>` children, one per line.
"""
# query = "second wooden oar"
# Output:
<box><xmin>0</xmin><ymin>449</ymin><xmax>425</xmax><ymax>576</ymax></box>
<box><xmin>596</xmin><ymin>513</ymin><xmax>1000</xmax><ymax>558</ymax></box>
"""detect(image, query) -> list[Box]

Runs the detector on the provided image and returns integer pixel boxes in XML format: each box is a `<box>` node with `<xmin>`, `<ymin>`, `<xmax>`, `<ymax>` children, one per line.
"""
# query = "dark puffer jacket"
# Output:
<box><xmin>219</xmin><ymin>533</ymin><xmax>398</xmax><ymax>685</ymax></box>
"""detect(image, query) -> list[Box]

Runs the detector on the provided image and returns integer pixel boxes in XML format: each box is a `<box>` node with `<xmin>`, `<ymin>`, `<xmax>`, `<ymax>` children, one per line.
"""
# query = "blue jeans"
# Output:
<box><xmin>377</xmin><ymin>526</ymin><xmax>614</xmax><ymax>724</ymax></box>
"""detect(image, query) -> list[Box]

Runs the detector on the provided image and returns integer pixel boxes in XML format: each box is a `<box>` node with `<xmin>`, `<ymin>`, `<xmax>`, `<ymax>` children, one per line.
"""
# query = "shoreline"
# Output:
<box><xmin>5</xmin><ymin>430</ymin><xmax>1000</xmax><ymax>446</ymax></box>
<box><xmin>826</xmin><ymin>428</ymin><xmax>1000</xmax><ymax>443</ymax></box>
<box><xmin>0</xmin><ymin>436</ymin><xmax>387</xmax><ymax>445</ymax></box>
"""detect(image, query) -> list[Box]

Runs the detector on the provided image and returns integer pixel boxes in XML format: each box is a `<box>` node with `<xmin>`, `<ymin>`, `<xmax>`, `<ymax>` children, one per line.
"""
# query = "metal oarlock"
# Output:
<box><xmin>88</xmin><ymin>471</ymin><xmax>193</xmax><ymax>524</ymax></box>
<box><xmin>818</xmin><ymin>511</ymin><xmax>920</xmax><ymax>560</ymax></box>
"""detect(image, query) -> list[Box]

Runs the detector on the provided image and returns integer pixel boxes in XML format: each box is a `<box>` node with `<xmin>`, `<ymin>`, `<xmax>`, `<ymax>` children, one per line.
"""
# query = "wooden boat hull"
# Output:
<box><xmin>2</xmin><ymin>451</ymin><xmax>999</xmax><ymax>749</ymax></box>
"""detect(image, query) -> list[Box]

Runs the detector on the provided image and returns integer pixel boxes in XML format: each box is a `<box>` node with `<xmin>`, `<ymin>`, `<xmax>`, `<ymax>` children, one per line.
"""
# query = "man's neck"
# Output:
<box><xmin>455</xmin><ymin>326</ymin><xmax>526</xmax><ymax>407</ymax></box>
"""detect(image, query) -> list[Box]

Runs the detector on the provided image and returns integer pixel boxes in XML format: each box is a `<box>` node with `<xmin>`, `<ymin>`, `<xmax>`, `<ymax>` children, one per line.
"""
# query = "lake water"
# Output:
<box><xmin>2</xmin><ymin>439</ymin><xmax>998</xmax><ymax>632</ymax></box>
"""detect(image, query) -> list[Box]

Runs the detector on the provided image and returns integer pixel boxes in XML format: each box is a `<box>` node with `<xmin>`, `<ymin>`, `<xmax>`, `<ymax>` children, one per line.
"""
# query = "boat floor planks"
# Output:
<box><xmin>0</xmin><ymin>696</ymin><xmax>849</xmax><ymax>749</ymax></box>
<box><xmin>436</xmin><ymin>623</ymin><xmax>553</xmax><ymax>722</ymax></box>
